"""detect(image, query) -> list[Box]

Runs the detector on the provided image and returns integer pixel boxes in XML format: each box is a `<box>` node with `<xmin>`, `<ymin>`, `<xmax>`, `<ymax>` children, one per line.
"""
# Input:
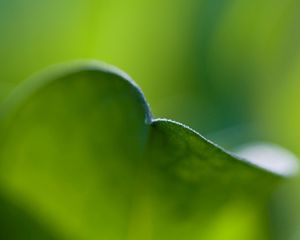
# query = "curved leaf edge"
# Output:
<box><xmin>0</xmin><ymin>60</ymin><xmax>296</xmax><ymax>178</ymax></box>
<box><xmin>151</xmin><ymin>118</ymin><xmax>296</xmax><ymax>178</ymax></box>
<box><xmin>0</xmin><ymin>60</ymin><xmax>152</xmax><ymax>124</ymax></box>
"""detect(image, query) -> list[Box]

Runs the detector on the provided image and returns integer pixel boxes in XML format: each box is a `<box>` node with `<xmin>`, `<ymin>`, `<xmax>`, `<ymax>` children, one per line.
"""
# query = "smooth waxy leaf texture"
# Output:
<box><xmin>0</xmin><ymin>62</ymin><xmax>294</xmax><ymax>240</ymax></box>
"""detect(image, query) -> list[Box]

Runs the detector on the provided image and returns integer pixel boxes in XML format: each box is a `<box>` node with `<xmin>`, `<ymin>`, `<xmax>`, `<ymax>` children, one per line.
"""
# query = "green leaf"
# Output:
<box><xmin>0</xmin><ymin>62</ymin><xmax>294</xmax><ymax>240</ymax></box>
<box><xmin>0</xmin><ymin>192</ymin><xmax>59</xmax><ymax>239</ymax></box>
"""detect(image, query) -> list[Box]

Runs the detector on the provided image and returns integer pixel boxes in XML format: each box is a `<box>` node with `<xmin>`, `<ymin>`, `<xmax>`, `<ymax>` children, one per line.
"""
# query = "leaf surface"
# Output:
<box><xmin>0</xmin><ymin>62</ymin><xmax>293</xmax><ymax>240</ymax></box>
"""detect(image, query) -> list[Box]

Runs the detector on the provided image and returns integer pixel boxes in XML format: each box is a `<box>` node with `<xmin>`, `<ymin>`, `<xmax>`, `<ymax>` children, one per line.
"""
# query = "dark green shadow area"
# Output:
<box><xmin>0</xmin><ymin>192</ymin><xmax>61</xmax><ymax>239</ymax></box>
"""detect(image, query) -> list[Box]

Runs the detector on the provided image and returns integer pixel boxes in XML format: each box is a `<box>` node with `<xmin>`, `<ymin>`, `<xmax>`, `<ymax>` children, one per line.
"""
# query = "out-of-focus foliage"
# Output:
<box><xmin>0</xmin><ymin>62</ymin><xmax>288</xmax><ymax>239</ymax></box>
<box><xmin>0</xmin><ymin>0</ymin><xmax>300</xmax><ymax>239</ymax></box>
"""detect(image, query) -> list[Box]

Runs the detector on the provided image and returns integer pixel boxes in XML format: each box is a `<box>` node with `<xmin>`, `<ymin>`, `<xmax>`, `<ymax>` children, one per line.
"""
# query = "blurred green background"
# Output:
<box><xmin>1</xmin><ymin>0</ymin><xmax>300</xmax><ymax>239</ymax></box>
